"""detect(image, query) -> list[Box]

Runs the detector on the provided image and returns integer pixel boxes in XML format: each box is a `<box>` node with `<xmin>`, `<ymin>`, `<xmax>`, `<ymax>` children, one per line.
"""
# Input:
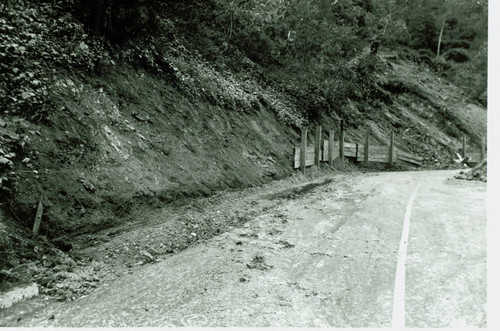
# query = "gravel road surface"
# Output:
<box><xmin>0</xmin><ymin>170</ymin><xmax>486</xmax><ymax>327</ymax></box>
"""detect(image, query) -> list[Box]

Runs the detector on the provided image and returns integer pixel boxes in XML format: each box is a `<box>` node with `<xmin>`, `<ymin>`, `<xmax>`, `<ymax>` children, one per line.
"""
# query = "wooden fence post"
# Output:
<box><xmin>364</xmin><ymin>131</ymin><xmax>370</xmax><ymax>166</ymax></box>
<box><xmin>389</xmin><ymin>131</ymin><xmax>395</xmax><ymax>166</ymax></box>
<box><xmin>480</xmin><ymin>135</ymin><xmax>486</xmax><ymax>161</ymax></box>
<box><xmin>462</xmin><ymin>135</ymin><xmax>467</xmax><ymax>156</ymax></box>
<box><xmin>32</xmin><ymin>197</ymin><xmax>43</xmax><ymax>235</ymax></box>
<box><xmin>300</xmin><ymin>128</ymin><xmax>307</xmax><ymax>174</ymax></box>
<box><xmin>315</xmin><ymin>125</ymin><xmax>322</xmax><ymax>167</ymax></box>
<box><xmin>328</xmin><ymin>129</ymin><xmax>334</xmax><ymax>166</ymax></box>
<box><xmin>339</xmin><ymin>120</ymin><xmax>344</xmax><ymax>164</ymax></box>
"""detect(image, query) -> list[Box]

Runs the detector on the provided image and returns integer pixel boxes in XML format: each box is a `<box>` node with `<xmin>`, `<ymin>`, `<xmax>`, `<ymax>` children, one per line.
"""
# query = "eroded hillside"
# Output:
<box><xmin>0</xmin><ymin>0</ymin><xmax>487</xmax><ymax>295</ymax></box>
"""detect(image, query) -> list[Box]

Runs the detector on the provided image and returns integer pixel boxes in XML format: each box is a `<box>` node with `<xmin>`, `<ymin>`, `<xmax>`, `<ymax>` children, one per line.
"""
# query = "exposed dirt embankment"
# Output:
<box><xmin>0</xmin><ymin>42</ymin><xmax>486</xmax><ymax>298</ymax></box>
<box><xmin>12</xmin><ymin>64</ymin><xmax>300</xmax><ymax>238</ymax></box>
<box><xmin>1</xmin><ymin>40</ymin><xmax>487</xmax><ymax>239</ymax></box>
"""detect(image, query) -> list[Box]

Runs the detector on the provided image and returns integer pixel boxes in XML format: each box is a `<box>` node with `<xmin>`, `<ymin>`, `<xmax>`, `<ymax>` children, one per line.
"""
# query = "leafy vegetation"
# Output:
<box><xmin>0</xmin><ymin>0</ymin><xmax>488</xmax><ymax>292</ymax></box>
<box><xmin>0</xmin><ymin>0</ymin><xmax>488</xmax><ymax>199</ymax></box>
<box><xmin>0</xmin><ymin>1</ymin><xmax>108</xmax><ymax>119</ymax></box>
<box><xmin>1</xmin><ymin>0</ymin><xmax>486</xmax><ymax>121</ymax></box>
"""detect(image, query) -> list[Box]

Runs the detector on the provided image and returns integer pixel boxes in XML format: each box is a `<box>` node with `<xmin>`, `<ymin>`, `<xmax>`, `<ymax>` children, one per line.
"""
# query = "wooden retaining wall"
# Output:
<box><xmin>294</xmin><ymin>124</ymin><xmax>423</xmax><ymax>172</ymax></box>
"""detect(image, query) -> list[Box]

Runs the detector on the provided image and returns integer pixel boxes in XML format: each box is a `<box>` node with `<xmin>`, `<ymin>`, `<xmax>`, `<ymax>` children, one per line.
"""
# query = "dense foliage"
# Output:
<box><xmin>148</xmin><ymin>0</ymin><xmax>487</xmax><ymax>106</ymax></box>
<box><xmin>0</xmin><ymin>0</ymin><xmax>489</xmax><ymax>198</ymax></box>
<box><xmin>0</xmin><ymin>0</ymin><xmax>488</xmax><ymax>121</ymax></box>
<box><xmin>0</xmin><ymin>1</ymin><xmax>108</xmax><ymax>118</ymax></box>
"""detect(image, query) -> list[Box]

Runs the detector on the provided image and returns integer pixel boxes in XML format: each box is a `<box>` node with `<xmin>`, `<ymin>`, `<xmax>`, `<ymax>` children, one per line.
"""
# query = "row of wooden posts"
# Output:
<box><xmin>298</xmin><ymin>120</ymin><xmax>398</xmax><ymax>174</ymax></box>
<box><xmin>296</xmin><ymin>122</ymin><xmax>486</xmax><ymax>174</ymax></box>
<box><xmin>460</xmin><ymin>134</ymin><xmax>487</xmax><ymax>165</ymax></box>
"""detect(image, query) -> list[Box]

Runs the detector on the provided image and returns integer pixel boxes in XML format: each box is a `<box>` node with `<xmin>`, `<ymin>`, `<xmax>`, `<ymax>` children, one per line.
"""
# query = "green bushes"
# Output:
<box><xmin>0</xmin><ymin>1</ymin><xmax>108</xmax><ymax>119</ymax></box>
<box><xmin>234</xmin><ymin>28</ymin><xmax>279</xmax><ymax>65</ymax></box>
<box><xmin>443</xmin><ymin>48</ymin><xmax>469</xmax><ymax>63</ymax></box>
<box><xmin>71</xmin><ymin>0</ymin><xmax>162</xmax><ymax>42</ymax></box>
<box><xmin>406</xmin><ymin>14</ymin><xmax>438</xmax><ymax>52</ymax></box>
<box><xmin>0</xmin><ymin>215</ymin><xmax>10</xmax><ymax>270</ymax></box>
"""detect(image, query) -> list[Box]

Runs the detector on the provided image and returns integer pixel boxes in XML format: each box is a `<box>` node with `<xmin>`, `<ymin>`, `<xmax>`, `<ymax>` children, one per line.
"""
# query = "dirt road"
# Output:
<box><xmin>0</xmin><ymin>170</ymin><xmax>486</xmax><ymax>327</ymax></box>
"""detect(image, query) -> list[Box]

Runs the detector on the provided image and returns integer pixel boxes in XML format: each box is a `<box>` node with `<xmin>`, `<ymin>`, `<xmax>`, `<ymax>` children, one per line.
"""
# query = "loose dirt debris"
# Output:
<box><xmin>246</xmin><ymin>254</ymin><xmax>273</xmax><ymax>271</ymax></box>
<box><xmin>454</xmin><ymin>160</ymin><xmax>487</xmax><ymax>182</ymax></box>
<box><xmin>1</xmin><ymin>170</ymin><xmax>343</xmax><ymax>305</ymax></box>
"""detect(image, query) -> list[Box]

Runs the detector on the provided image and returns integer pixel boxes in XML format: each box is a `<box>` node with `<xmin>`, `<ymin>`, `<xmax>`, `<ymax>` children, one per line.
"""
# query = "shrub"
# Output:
<box><xmin>430</xmin><ymin>56</ymin><xmax>451</xmax><ymax>73</ymax></box>
<box><xmin>234</xmin><ymin>29</ymin><xmax>277</xmax><ymax>65</ymax></box>
<box><xmin>0</xmin><ymin>1</ymin><xmax>108</xmax><ymax>119</ymax></box>
<box><xmin>72</xmin><ymin>0</ymin><xmax>162</xmax><ymax>42</ymax></box>
<box><xmin>443</xmin><ymin>48</ymin><xmax>470</xmax><ymax>63</ymax></box>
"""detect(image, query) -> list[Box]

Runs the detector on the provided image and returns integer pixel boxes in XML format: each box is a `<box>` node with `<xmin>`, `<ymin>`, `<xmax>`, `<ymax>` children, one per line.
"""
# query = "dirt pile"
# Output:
<box><xmin>454</xmin><ymin>160</ymin><xmax>487</xmax><ymax>182</ymax></box>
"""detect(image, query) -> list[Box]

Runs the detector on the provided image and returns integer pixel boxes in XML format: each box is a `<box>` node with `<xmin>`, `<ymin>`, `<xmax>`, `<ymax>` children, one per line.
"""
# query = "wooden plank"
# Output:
<box><xmin>462</xmin><ymin>135</ymin><xmax>467</xmax><ymax>157</ymax></box>
<box><xmin>344</xmin><ymin>147</ymin><xmax>357</xmax><ymax>157</ymax></box>
<box><xmin>358</xmin><ymin>144</ymin><xmax>364</xmax><ymax>158</ymax></box>
<box><xmin>397</xmin><ymin>154</ymin><xmax>422</xmax><ymax>166</ymax></box>
<box><xmin>369</xmin><ymin>158</ymin><xmax>390</xmax><ymax>163</ymax></box>
<box><xmin>370</xmin><ymin>145</ymin><xmax>389</xmax><ymax>153</ymax></box>
<box><xmin>295</xmin><ymin>147</ymin><xmax>314</xmax><ymax>156</ymax></box>
<box><xmin>315</xmin><ymin>126</ymin><xmax>322</xmax><ymax>167</ymax></box>
<box><xmin>480</xmin><ymin>136</ymin><xmax>486</xmax><ymax>161</ymax></box>
<box><xmin>294</xmin><ymin>152</ymin><xmax>316</xmax><ymax>160</ymax></box>
<box><xmin>294</xmin><ymin>147</ymin><xmax>318</xmax><ymax>168</ymax></box>
<box><xmin>397</xmin><ymin>149</ymin><xmax>423</xmax><ymax>161</ymax></box>
<box><xmin>396</xmin><ymin>149</ymin><xmax>412</xmax><ymax>157</ymax></box>
<box><xmin>295</xmin><ymin>157</ymin><xmax>315</xmax><ymax>168</ymax></box>
<box><xmin>370</xmin><ymin>155</ymin><xmax>390</xmax><ymax>160</ymax></box>
<box><xmin>364</xmin><ymin>132</ymin><xmax>370</xmax><ymax>166</ymax></box>
<box><xmin>389</xmin><ymin>132</ymin><xmax>395</xmax><ymax>166</ymax></box>
<box><xmin>468</xmin><ymin>152</ymin><xmax>482</xmax><ymax>162</ymax></box>
<box><xmin>358</xmin><ymin>149</ymin><xmax>389</xmax><ymax>157</ymax></box>
<box><xmin>397</xmin><ymin>153</ymin><xmax>421</xmax><ymax>162</ymax></box>
<box><xmin>355</xmin><ymin>156</ymin><xmax>390</xmax><ymax>161</ymax></box>
<box><xmin>305</xmin><ymin>146</ymin><xmax>314</xmax><ymax>153</ymax></box>
<box><xmin>300</xmin><ymin>129</ymin><xmax>307</xmax><ymax>173</ymax></box>
<box><xmin>328</xmin><ymin>130</ymin><xmax>334</xmax><ymax>166</ymax></box>
<box><xmin>370</xmin><ymin>155</ymin><xmax>389</xmax><ymax>161</ymax></box>
<box><xmin>355</xmin><ymin>155</ymin><xmax>390</xmax><ymax>162</ymax></box>
<box><xmin>294</xmin><ymin>158</ymin><xmax>315</xmax><ymax>168</ymax></box>
<box><xmin>324</xmin><ymin>139</ymin><xmax>339</xmax><ymax>162</ymax></box>
<box><xmin>294</xmin><ymin>147</ymin><xmax>314</xmax><ymax>160</ymax></box>
<box><xmin>294</xmin><ymin>148</ymin><xmax>315</xmax><ymax>155</ymax></box>
<box><xmin>32</xmin><ymin>198</ymin><xmax>43</xmax><ymax>235</ymax></box>
<box><xmin>401</xmin><ymin>159</ymin><xmax>422</xmax><ymax>166</ymax></box>
<box><xmin>370</xmin><ymin>155</ymin><xmax>391</xmax><ymax>159</ymax></box>
<box><xmin>323</xmin><ymin>140</ymin><xmax>328</xmax><ymax>162</ymax></box>
<box><xmin>339</xmin><ymin>120</ymin><xmax>344</xmax><ymax>164</ymax></box>
<box><xmin>369</xmin><ymin>151</ymin><xmax>391</xmax><ymax>156</ymax></box>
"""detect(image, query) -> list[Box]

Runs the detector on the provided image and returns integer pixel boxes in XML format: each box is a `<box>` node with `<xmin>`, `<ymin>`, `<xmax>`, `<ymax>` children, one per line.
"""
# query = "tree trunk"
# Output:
<box><xmin>382</xmin><ymin>14</ymin><xmax>391</xmax><ymax>35</ymax></box>
<box><xmin>436</xmin><ymin>17</ymin><xmax>445</xmax><ymax>57</ymax></box>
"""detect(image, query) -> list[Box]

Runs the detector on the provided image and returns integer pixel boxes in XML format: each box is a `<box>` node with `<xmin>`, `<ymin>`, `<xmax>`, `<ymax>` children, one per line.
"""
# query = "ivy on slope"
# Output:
<box><xmin>0</xmin><ymin>0</ymin><xmax>109</xmax><ymax>120</ymax></box>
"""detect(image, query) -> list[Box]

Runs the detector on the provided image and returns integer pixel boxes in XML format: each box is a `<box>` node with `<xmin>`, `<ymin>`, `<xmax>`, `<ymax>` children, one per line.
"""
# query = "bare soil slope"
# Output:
<box><xmin>1</xmin><ymin>44</ymin><xmax>486</xmax><ymax>296</ymax></box>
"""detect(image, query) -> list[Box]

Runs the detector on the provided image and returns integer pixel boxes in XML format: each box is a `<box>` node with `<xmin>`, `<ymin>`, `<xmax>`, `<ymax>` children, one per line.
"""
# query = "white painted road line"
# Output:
<box><xmin>392</xmin><ymin>187</ymin><xmax>418</xmax><ymax>328</ymax></box>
